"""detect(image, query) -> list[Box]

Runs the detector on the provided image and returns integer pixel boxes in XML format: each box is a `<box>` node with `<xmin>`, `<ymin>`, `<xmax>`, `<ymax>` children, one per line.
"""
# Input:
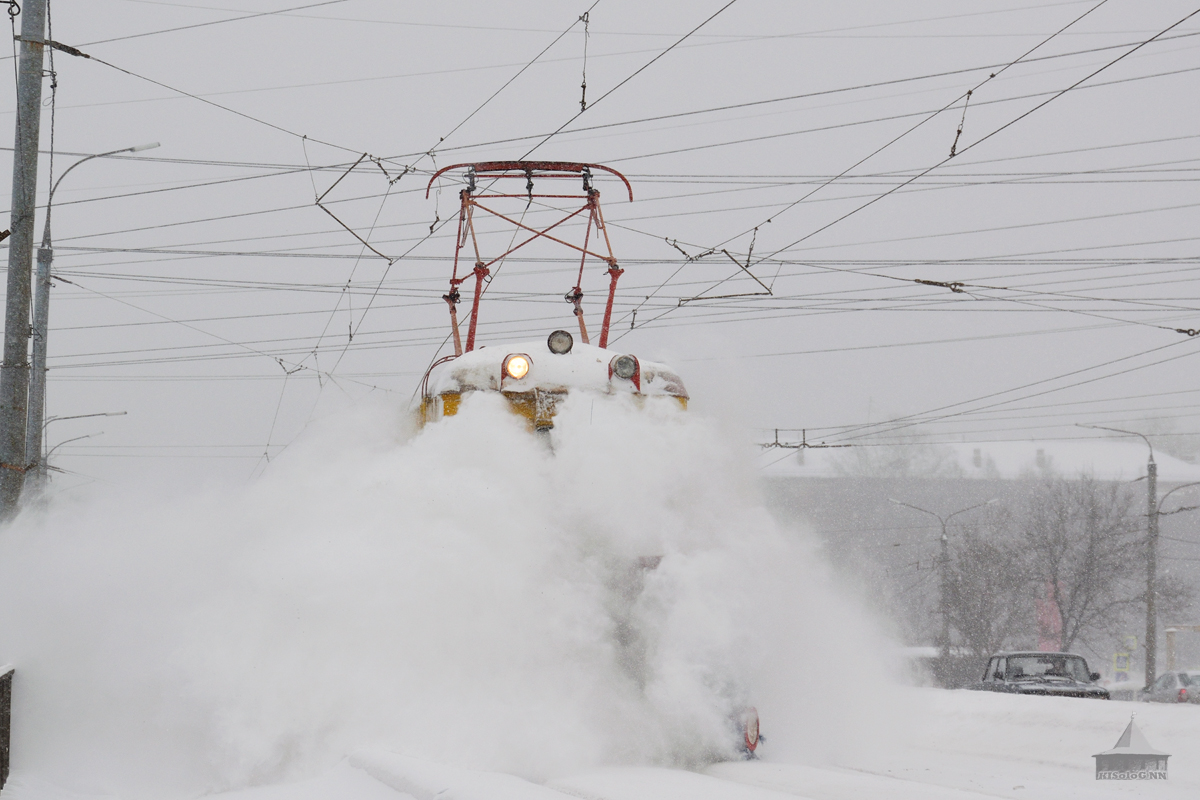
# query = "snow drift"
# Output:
<box><xmin>0</xmin><ymin>392</ymin><xmax>895</xmax><ymax>798</ymax></box>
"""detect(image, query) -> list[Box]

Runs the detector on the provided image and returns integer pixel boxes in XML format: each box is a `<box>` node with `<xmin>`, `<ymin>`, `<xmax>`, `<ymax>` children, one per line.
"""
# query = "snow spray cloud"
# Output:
<box><xmin>0</xmin><ymin>393</ymin><xmax>894</xmax><ymax>798</ymax></box>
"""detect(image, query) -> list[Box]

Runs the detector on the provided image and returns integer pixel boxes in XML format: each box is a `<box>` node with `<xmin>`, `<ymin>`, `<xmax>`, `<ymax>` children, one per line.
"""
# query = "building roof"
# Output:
<box><xmin>759</xmin><ymin>438</ymin><xmax>1200</xmax><ymax>483</ymax></box>
<box><xmin>1094</xmin><ymin>718</ymin><xmax>1169</xmax><ymax>758</ymax></box>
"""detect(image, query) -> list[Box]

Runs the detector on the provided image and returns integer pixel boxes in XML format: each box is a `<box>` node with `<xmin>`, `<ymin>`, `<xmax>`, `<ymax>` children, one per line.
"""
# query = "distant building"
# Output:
<box><xmin>1094</xmin><ymin>717</ymin><xmax>1169</xmax><ymax>780</ymax></box>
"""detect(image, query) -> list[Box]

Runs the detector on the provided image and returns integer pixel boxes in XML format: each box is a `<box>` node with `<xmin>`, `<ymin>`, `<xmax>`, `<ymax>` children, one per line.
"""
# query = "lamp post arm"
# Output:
<box><xmin>42</xmin><ymin>410</ymin><xmax>127</xmax><ymax>432</ymax></box>
<box><xmin>1158</xmin><ymin>481</ymin><xmax>1200</xmax><ymax>513</ymax></box>
<box><xmin>944</xmin><ymin>498</ymin><xmax>998</xmax><ymax>527</ymax></box>
<box><xmin>888</xmin><ymin>498</ymin><xmax>945</xmax><ymax>528</ymax></box>
<box><xmin>42</xmin><ymin>143</ymin><xmax>160</xmax><ymax>247</ymax></box>
<box><xmin>44</xmin><ymin>432</ymin><xmax>98</xmax><ymax>461</ymax></box>
<box><xmin>1077</xmin><ymin>423</ymin><xmax>1155</xmax><ymax>463</ymax></box>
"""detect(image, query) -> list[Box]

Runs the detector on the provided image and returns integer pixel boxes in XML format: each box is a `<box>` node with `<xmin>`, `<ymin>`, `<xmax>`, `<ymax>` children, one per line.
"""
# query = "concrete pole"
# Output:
<box><xmin>888</xmin><ymin>497</ymin><xmax>996</xmax><ymax>662</ymax></box>
<box><xmin>25</xmin><ymin>244</ymin><xmax>51</xmax><ymax>490</ymax></box>
<box><xmin>1146</xmin><ymin>458</ymin><xmax>1158</xmax><ymax>688</ymax></box>
<box><xmin>1076</xmin><ymin>425</ymin><xmax>1166</xmax><ymax>687</ymax></box>
<box><xmin>0</xmin><ymin>0</ymin><xmax>47</xmax><ymax>518</ymax></box>
<box><xmin>938</xmin><ymin>518</ymin><xmax>951</xmax><ymax>662</ymax></box>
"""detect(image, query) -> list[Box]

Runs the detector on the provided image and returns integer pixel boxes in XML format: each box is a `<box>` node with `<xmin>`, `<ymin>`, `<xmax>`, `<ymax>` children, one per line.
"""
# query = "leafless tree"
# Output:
<box><xmin>944</xmin><ymin>509</ymin><xmax>1035</xmax><ymax>656</ymax></box>
<box><xmin>1020</xmin><ymin>474</ymin><xmax>1145</xmax><ymax>652</ymax></box>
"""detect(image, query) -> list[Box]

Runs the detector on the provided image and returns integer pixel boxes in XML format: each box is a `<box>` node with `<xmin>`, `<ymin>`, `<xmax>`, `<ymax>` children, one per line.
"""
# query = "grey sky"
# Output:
<box><xmin>2</xmin><ymin>0</ymin><xmax>1197</xmax><ymax>490</ymax></box>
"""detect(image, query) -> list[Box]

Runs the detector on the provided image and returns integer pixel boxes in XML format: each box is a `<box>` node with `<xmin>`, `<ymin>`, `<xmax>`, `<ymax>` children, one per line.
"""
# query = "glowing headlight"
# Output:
<box><xmin>503</xmin><ymin>353</ymin><xmax>531</xmax><ymax>380</ymax></box>
<box><xmin>547</xmin><ymin>329</ymin><xmax>574</xmax><ymax>355</ymax></box>
<box><xmin>611</xmin><ymin>354</ymin><xmax>638</xmax><ymax>380</ymax></box>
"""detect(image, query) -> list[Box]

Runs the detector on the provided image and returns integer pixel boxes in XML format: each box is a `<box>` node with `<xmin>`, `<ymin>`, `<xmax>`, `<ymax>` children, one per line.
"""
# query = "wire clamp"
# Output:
<box><xmin>915</xmin><ymin>278</ymin><xmax>965</xmax><ymax>293</ymax></box>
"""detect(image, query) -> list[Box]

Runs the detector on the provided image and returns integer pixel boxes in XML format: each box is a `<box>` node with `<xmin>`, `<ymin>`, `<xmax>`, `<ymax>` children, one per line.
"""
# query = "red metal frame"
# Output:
<box><xmin>425</xmin><ymin>161</ymin><xmax>632</xmax><ymax>355</ymax></box>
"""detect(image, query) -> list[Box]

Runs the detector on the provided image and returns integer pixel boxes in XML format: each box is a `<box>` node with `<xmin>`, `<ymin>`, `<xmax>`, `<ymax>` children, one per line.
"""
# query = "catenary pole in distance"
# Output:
<box><xmin>1078</xmin><ymin>424</ymin><xmax>1160</xmax><ymax>688</ymax></box>
<box><xmin>888</xmin><ymin>498</ymin><xmax>996</xmax><ymax>662</ymax></box>
<box><xmin>0</xmin><ymin>0</ymin><xmax>47</xmax><ymax>519</ymax></box>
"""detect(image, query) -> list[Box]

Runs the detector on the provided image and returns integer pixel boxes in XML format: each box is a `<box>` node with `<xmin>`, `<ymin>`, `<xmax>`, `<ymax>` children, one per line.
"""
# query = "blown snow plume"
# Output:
<box><xmin>0</xmin><ymin>394</ymin><xmax>894</xmax><ymax>798</ymax></box>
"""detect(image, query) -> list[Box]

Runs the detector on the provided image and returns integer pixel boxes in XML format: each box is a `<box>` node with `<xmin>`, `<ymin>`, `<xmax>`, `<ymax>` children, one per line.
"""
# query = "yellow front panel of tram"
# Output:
<box><xmin>421</xmin><ymin>390</ymin><xmax>685</xmax><ymax>429</ymax></box>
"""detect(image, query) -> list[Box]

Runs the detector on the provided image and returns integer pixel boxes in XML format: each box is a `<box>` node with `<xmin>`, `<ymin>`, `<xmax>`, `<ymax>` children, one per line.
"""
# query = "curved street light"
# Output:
<box><xmin>1076</xmin><ymin>423</ymin><xmax>1164</xmax><ymax>687</ymax></box>
<box><xmin>889</xmin><ymin>497</ymin><xmax>997</xmax><ymax>660</ymax></box>
<box><xmin>1158</xmin><ymin>481</ymin><xmax>1200</xmax><ymax>516</ymax></box>
<box><xmin>25</xmin><ymin>143</ymin><xmax>159</xmax><ymax>490</ymax></box>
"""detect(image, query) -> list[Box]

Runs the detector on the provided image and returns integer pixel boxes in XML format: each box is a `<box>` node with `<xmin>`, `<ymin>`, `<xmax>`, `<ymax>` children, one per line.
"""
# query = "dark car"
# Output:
<box><xmin>1140</xmin><ymin>671</ymin><xmax>1200</xmax><ymax>704</ymax></box>
<box><xmin>971</xmin><ymin>651</ymin><xmax>1109</xmax><ymax>699</ymax></box>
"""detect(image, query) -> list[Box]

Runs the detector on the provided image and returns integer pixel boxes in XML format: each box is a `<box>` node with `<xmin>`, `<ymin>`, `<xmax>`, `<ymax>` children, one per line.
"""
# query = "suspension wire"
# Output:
<box><xmin>827</xmin><ymin>338</ymin><xmax>1199</xmax><ymax>446</ymax></box>
<box><xmin>949</xmin><ymin>89</ymin><xmax>971</xmax><ymax>158</ymax></box>
<box><xmin>46</xmin><ymin>44</ymin><xmax>361</xmax><ymax>155</ymax></box>
<box><xmin>432</xmin><ymin>0</ymin><xmax>601</xmax><ymax>157</ymax></box>
<box><xmin>263</xmin><ymin>7</ymin><xmax>607</xmax><ymax>464</ymax></box>
<box><xmin>326</xmin><ymin>182</ymin><xmax>399</xmax><ymax>375</ymax></box>
<box><xmin>290</xmin><ymin>0</ymin><xmax>668</xmax><ymax>422</ymax></box>
<box><xmin>754</xmin><ymin>4</ymin><xmax>1199</xmax><ymax>268</ymax></box>
<box><xmin>77</xmin><ymin>0</ymin><xmax>350</xmax><ymax>49</ymax></box>
<box><xmin>312</xmin><ymin>1</ymin><xmax>604</xmax><ymax>379</ymax></box>
<box><xmin>54</xmin><ymin>276</ymin><xmax>384</xmax><ymax>391</ymax></box>
<box><xmin>37</xmin><ymin>7</ymin><xmax>1200</xmax><ymax>470</ymax></box>
<box><xmin>253</xmin><ymin>359</ymin><xmax>300</xmax><ymax>478</ymax></box>
<box><xmin>629</xmin><ymin>0</ymin><xmax>1115</xmax><ymax>321</ymax></box>
<box><xmin>579</xmin><ymin>10</ymin><xmax>590</xmax><ymax>112</ymax></box>
<box><xmin>609</xmin><ymin>0</ymin><xmax>1113</xmax><ymax>338</ymax></box>
<box><xmin>364</xmin><ymin>30</ymin><xmax>1200</xmax><ymax>163</ymax></box>
<box><xmin>617</xmin><ymin>4</ymin><xmax>1197</xmax><ymax>340</ymax></box>
<box><xmin>6</xmin><ymin>2</ymin><xmax>614</xmax><ymax>470</ymax></box>
<box><xmin>519</xmin><ymin>0</ymin><xmax>744</xmax><ymax>159</ymax></box>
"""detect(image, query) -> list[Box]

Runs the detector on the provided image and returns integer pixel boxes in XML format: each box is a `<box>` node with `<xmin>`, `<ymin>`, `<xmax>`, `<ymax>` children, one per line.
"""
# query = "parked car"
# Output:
<box><xmin>970</xmin><ymin>652</ymin><xmax>1109</xmax><ymax>699</ymax></box>
<box><xmin>1140</xmin><ymin>671</ymin><xmax>1200</xmax><ymax>704</ymax></box>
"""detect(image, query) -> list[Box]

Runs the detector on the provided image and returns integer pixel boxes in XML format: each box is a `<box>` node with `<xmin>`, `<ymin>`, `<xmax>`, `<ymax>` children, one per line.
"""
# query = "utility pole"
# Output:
<box><xmin>0</xmin><ymin>0</ymin><xmax>47</xmax><ymax>518</ymax></box>
<box><xmin>1146</xmin><ymin>455</ymin><xmax>1158</xmax><ymax>687</ymax></box>
<box><xmin>26</xmin><ymin>244</ymin><xmax>51</xmax><ymax>488</ymax></box>
<box><xmin>889</xmin><ymin>498</ymin><xmax>996</xmax><ymax>661</ymax></box>
<box><xmin>1078</xmin><ymin>424</ymin><xmax>1161</xmax><ymax>688</ymax></box>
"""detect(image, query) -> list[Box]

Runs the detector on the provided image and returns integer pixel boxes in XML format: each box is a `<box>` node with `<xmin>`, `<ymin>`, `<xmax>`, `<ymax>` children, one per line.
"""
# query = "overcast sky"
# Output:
<box><xmin>1</xmin><ymin>0</ymin><xmax>1198</xmax><ymax>490</ymax></box>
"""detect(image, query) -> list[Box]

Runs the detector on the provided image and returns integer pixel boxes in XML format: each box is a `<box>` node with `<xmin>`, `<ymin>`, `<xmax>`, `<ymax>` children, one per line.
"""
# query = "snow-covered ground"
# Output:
<box><xmin>262</xmin><ymin>690</ymin><xmax>1200</xmax><ymax>800</ymax></box>
<box><xmin>9</xmin><ymin>688</ymin><xmax>1188</xmax><ymax>800</ymax></box>
<box><xmin>254</xmin><ymin>692</ymin><xmax>1200</xmax><ymax>800</ymax></box>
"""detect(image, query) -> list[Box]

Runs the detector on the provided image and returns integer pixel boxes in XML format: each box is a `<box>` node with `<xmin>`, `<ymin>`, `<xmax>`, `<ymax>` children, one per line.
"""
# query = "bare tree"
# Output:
<box><xmin>944</xmin><ymin>509</ymin><xmax>1035</xmax><ymax>656</ymax></box>
<box><xmin>1020</xmin><ymin>474</ymin><xmax>1145</xmax><ymax>652</ymax></box>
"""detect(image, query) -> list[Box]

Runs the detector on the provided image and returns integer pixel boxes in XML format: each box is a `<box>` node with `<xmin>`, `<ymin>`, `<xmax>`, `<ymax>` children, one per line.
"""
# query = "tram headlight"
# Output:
<box><xmin>503</xmin><ymin>353</ymin><xmax>531</xmax><ymax>380</ymax></box>
<box><xmin>610</xmin><ymin>354</ymin><xmax>638</xmax><ymax>380</ymax></box>
<box><xmin>547</xmin><ymin>329</ymin><xmax>574</xmax><ymax>354</ymax></box>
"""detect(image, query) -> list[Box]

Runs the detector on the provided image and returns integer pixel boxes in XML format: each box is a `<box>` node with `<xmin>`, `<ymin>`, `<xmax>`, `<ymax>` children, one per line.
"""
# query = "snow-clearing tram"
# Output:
<box><xmin>414</xmin><ymin>161</ymin><xmax>759</xmax><ymax>758</ymax></box>
<box><xmin>415</xmin><ymin>161</ymin><xmax>689</xmax><ymax>433</ymax></box>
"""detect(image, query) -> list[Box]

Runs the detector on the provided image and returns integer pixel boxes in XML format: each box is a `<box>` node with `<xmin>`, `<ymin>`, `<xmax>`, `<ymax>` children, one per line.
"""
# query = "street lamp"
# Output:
<box><xmin>43</xmin><ymin>432</ymin><xmax>100</xmax><ymax>464</ymax></box>
<box><xmin>25</xmin><ymin>143</ymin><xmax>158</xmax><ymax>490</ymax></box>
<box><xmin>1077</xmin><ymin>423</ymin><xmax>1160</xmax><ymax>687</ymax></box>
<box><xmin>889</xmin><ymin>497</ymin><xmax>997</xmax><ymax>660</ymax></box>
<box><xmin>35</xmin><ymin>411</ymin><xmax>126</xmax><ymax>483</ymax></box>
<box><xmin>1158</xmin><ymin>482</ymin><xmax>1200</xmax><ymax>517</ymax></box>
